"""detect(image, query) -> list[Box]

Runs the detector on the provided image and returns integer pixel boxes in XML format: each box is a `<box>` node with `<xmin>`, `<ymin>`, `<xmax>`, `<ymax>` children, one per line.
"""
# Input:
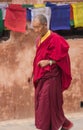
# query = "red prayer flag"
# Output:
<box><xmin>4</xmin><ymin>4</ymin><xmax>26</xmax><ymax>32</ymax></box>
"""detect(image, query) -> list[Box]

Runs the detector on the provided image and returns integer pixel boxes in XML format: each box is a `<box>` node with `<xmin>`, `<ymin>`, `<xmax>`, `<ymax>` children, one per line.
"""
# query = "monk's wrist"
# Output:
<box><xmin>49</xmin><ymin>60</ymin><xmax>53</xmax><ymax>66</ymax></box>
<box><xmin>49</xmin><ymin>60</ymin><xmax>56</xmax><ymax>65</ymax></box>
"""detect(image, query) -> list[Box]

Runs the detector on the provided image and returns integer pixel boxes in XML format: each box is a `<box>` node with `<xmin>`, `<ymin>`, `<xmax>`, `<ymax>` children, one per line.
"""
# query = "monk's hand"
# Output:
<box><xmin>38</xmin><ymin>60</ymin><xmax>50</xmax><ymax>67</ymax></box>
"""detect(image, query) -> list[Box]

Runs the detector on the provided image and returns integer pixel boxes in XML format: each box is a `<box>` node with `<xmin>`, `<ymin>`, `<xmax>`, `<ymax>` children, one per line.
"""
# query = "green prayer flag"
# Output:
<box><xmin>0</xmin><ymin>9</ymin><xmax>4</xmax><ymax>32</ymax></box>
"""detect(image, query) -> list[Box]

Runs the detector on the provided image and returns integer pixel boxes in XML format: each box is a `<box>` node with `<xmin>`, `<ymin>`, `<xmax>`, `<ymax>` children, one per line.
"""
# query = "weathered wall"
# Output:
<box><xmin>63</xmin><ymin>39</ymin><xmax>83</xmax><ymax>113</ymax></box>
<box><xmin>0</xmin><ymin>30</ymin><xmax>83</xmax><ymax>120</ymax></box>
<box><xmin>0</xmin><ymin>0</ymin><xmax>83</xmax><ymax>121</ymax></box>
<box><xmin>15</xmin><ymin>0</ymin><xmax>83</xmax><ymax>4</ymax></box>
<box><xmin>0</xmin><ymin>30</ymin><xmax>36</xmax><ymax>120</ymax></box>
<box><xmin>1</xmin><ymin>0</ymin><xmax>82</xmax><ymax>4</ymax></box>
<box><xmin>0</xmin><ymin>0</ymin><xmax>12</xmax><ymax>2</ymax></box>
<box><xmin>43</xmin><ymin>0</ymin><xmax>83</xmax><ymax>3</ymax></box>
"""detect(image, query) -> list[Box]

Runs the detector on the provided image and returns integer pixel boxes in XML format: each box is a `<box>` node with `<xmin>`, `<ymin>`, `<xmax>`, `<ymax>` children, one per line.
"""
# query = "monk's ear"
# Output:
<box><xmin>44</xmin><ymin>23</ymin><xmax>47</xmax><ymax>28</ymax></box>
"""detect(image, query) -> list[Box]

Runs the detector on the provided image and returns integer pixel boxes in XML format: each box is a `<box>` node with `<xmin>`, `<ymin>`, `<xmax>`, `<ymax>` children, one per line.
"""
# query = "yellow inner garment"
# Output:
<box><xmin>38</xmin><ymin>30</ymin><xmax>51</xmax><ymax>46</ymax></box>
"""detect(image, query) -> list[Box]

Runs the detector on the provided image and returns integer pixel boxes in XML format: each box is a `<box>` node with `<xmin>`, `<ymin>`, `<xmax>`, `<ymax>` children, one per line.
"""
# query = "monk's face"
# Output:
<box><xmin>32</xmin><ymin>18</ymin><xmax>47</xmax><ymax>37</ymax></box>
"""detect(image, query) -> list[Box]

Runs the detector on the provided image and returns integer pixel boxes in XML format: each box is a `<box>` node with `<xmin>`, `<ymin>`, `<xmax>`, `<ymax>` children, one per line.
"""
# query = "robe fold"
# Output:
<box><xmin>33</xmin><ymin>31</ymin><xmax>72</xmax><ymax>91</ymax></box>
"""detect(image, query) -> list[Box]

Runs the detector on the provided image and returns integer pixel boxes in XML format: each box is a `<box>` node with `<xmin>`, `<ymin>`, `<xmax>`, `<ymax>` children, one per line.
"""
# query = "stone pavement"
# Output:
<box><xmin>0</xmin><ymin>113</ymin><xmax>83</xmax><ymax>130</ymax></box>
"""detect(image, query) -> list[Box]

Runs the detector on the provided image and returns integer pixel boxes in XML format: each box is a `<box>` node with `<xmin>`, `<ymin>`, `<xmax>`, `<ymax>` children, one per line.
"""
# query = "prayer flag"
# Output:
<box><xmin>72</xmin><ymin>2</ymin><xmax>83</xmax><ymax>27</ymax></box>
<box><xmin>4</xmin><ymin>4</ymin><xmax>26</xmax><ymax>32</ymax></box>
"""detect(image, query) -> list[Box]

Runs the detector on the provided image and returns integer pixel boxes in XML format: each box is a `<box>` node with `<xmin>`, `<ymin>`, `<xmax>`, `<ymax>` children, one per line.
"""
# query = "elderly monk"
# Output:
<box><xmin>32</xmin><ymin>14</ymin><xmax>73</xmax><ymax>130</ymax></box>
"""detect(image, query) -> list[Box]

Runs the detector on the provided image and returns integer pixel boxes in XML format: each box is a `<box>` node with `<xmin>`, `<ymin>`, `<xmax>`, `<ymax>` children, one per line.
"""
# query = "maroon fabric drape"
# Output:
<box><xmin>34</xmin><ymin>66</ymin><xmax>65</xmax><ymax>130</ymax></box>
<box><xmin>33</xmin><ymin>32</ymin><xmax>72</xmax><ymax>91</ymax></box>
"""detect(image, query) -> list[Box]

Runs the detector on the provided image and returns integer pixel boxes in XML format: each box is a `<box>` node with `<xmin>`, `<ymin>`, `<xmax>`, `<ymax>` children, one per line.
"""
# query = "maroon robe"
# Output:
<box><xmin>33</xmin><ymin>32</ymin><xmax>72</xmax><ymax>130</ymax></box>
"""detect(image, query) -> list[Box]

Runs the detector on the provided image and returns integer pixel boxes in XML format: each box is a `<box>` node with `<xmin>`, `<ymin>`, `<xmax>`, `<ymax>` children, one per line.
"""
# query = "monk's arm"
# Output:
<box><xmin>38</xmin><ymin>59</ymin><xmax>56</xmax><ymax>67</ymax></box>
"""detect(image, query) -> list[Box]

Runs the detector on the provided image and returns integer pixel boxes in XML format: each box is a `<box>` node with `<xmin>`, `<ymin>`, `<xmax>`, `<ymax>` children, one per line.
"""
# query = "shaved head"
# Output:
<box><xmin>32</xmin><ymin>14</ymin><xmax>48</xmax><ymax>37</ymax></box>
<box><xmin>33</xmin><ymin>14</ymin><xmax>47</xmax><ymax>25</ymax></box>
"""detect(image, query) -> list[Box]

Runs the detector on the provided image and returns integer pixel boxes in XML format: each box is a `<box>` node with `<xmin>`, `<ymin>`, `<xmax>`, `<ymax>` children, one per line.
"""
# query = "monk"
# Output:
<box><xmin>32</xmin><ymin>14</ymin><xmax>73</xmax><ymax>130</ymax></box>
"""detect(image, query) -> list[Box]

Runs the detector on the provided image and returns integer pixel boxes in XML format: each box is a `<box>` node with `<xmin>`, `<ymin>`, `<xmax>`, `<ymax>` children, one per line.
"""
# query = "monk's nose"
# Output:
<box><xmin>34</xmin><ymin>28</ymin><xmax>39</xmax><ymax>33</ymax></box>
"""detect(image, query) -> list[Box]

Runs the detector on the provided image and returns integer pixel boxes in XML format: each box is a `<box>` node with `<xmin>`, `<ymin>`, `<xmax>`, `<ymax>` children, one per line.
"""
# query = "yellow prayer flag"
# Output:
<box><xmin>72</xmin><ymin>2</ymin><xmax>83</xmax><ymax>27</ymax></box>
<box><xmin>34</xmin><ymin>4</ymin><xmax>45</xmax><ymax>8</ymax></box>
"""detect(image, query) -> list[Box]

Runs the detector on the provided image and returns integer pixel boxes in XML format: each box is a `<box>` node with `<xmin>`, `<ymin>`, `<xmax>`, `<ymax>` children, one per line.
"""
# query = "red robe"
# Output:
<box><xmin>33</xmin><ymin>31</ymin><xmax>73</xmax><ymax>130</ymax></box>
<box><xmin>33</xmin><ymin>31</ymin><xmax>72</xmax><ymax>91</ymax></box>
